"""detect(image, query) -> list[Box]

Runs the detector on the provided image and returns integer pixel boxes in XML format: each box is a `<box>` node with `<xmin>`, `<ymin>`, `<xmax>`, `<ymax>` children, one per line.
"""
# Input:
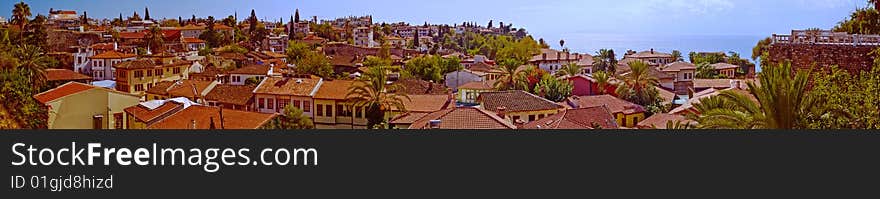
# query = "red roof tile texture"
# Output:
<box><xmin>254</xmin><ymin>76</ymin><xmax>322</xmax><ymax>96</ymax></box>
<box><xmin>124</xmin><ymin>101</ymin><xmax>185</xmax><ymax>123</ymax></box>
<box><xmin>45</xmin><ymin>69</ymin><xmax>91</xmax><ymax>81</ymax></box>
<box><xmin>565</xmin><ymin>95</ymin><xmax>645</xmax><ymax>115</ymax></box>
<box><xmin>520</xmin><ymin>107</ymin><xmax>619</xmax><ymax>129</ymax></box>
<box><xmin>409</xmin><ymin>107</ymin><xmax>516</xmax><ymax>129</ymax></box>
<box><xmin>33</xmin><ymin>82</ymin><xmax>96</xmax><ymax>104</ymax></box>
<box><xmin>478</xmin><ymin>90</ymin><xmax>563</xmax><ymax>113</ymax></box>
<box><xmin>148</xmin><ymin>106</ymin><xmax>276</xmax><ymax>129</ymax></box>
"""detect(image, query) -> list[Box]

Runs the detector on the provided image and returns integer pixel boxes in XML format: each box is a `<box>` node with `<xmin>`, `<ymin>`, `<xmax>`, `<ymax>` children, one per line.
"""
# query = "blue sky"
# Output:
<box><xmin>2</xmin><ymin>0</ymin><xmax>868</xmax><ymax>49</ymax></box>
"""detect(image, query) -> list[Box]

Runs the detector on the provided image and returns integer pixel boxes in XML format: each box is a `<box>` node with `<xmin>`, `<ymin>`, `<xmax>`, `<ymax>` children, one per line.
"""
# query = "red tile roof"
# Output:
<box><xmin>228</xmin><ymin>64</ymin><xmax>271</xmax><ymax>75</ymax></box>
<box><xmin>565</xmin><ymin>95</ymin><xmax>645</xmax><ymax>115</ymax></box>
<box><xmin>204</xmin><ymin>84</ymin><xmax>256</xmax><ymax>105</ymax></box>
<box><xmin>389</xmin><ymin>112</ymin><xmax>430</xmax><ymax>125</ymax></box>
<box><xmin>394</xmin><ymin>94</ymin><xmax>453</xmax><ymax>113</ymax></box>
<box><xmin>661</xmin><ymin>62</ymin><xmax>697</xmax><ymax>72</ymax></box>
<box><xmin>392</xmin><ymin>79</ymin><xmax>449</xmax><ymax>95</ymax></box>
<box><xmin>520</xmin><ymin>107</ymin><xmax>619</xmax><ymax>129</ymax></box>
<box><xmin>45</xmin><ymin>69</ymin><xmax>91</xmax><ymax>82</ymax></box>
<box><xmin>626</xmin><ymin>50</ymin><xmax>673</xmax><ymax>58</ymax></box>
<box><xmin>148</xmin><ymin>105</ymin><xmax>277</xmax><ymax>129</ymax></box>
<box><xmin>637</xmin><ymin>113</ymin><xmax>696</xmax><ymax>129</ymax></box>
<box><xmin>90</xmin><ymin>43</ymin><xmax>115</xmax><ymax>51</ymax></box>
<box><xmin>313</xmin><ymin>79</ymin><xmax>355</xmax><ymax>100</ymax></box>
<box><xmin>711</xmin><ymin>63</ymin><xmax>740</xmax><ymax>70</ymax></box>
<box><xmin>145</xmin><ymin>80</ymin><xmax>215</xmax><ymax>99</ymax></box>
<box><xmin>124</xmin><ymin>101</ymin><xmax>185</xmax><ymax>123</ymax></box>
<box><xmin>478</xmin><ymin>90</ymin><xmax>563</xmax><ymax>113</ymax></box>
<box><xmin>409</xmin><ymin>107</ymin><xmax>516</xmax><ymax>129</ymax></box>
<box><xmin>90</xmin><ymin>50</ymin><xmax>136</xmax><ymax>59</ymax></box>
<box><xmin>118</xmin><ymin>31</ymin><xmax>146</xmax><ymax>39</ymax></box>
<box><xmin>33</xmin><ymin>82</ymin><xmax>96</xmax><ymax>104</ymax></box>
<box><xmin>458</xmin><ymin>80</ymin><xmax>496</xmax><ymax>90</ymax></box>
<box><xmin>254</xmin><ymin>76</ymin><xmax>322</xmax><ymax>96</ymax></box>
<box><xmin>182</xmin><ymin>37</ymin><xmax>206</xmax><ymax>43</ymax></box>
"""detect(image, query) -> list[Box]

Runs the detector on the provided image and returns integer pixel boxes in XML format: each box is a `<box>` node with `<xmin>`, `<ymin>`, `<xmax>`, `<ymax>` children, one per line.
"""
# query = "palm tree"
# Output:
<box><xmin>556</xmin><ymin>63</ymin><xmax>582</xmax><ymax>77</ymax></box>
<box><xmin>615</xmin><ymin>60</ymin><xmax>660</xmax><ymax>106</ymax></box>
<box><xmin>690</xmin><ymin>62</ymin><xmax>829</xmax><ymax>129</ymax></box>
<box><xmin>12</xmin><ymin>1</ymin><xmax>31</xmax><ymax>30</ymax></box>
<box><xmin>146</xmin><ymin>26</ymin><xmax>165</xmax><ymax>53</ymax></box>
<box><xmin>346</xmin><ymin>65</ymin><xmax>410</xmax><ymax>129</ymax></box>
<box><xmin>671</xmin><ymin>50</ymin><xmax>683</xmax><ymax>62</ymax></box>
<box><xmin>593</xmin><ymin>49</ymin><xmax>617</xmax><ymax>73</ymax></box>
<box><xmin>14</xmin><ymin>44</ymin><xmax>50</xmax><ymax>88</ymax></box>
<box><xmin>493</xmin><ymin>58</ymin><xmax>523</xmax><ymax>90</ymax></box>
<box><xmin>592</xmin><ymin>71</ymin><xmax>611</xmax><ymax>95</ymax></box>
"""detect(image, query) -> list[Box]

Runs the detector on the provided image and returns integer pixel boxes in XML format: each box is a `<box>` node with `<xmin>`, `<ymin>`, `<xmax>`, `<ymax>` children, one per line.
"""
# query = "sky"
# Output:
<box><xmin>1</xmin><ymin>0</ymin><xmax>869</xmax><ymax>49</ymax></box>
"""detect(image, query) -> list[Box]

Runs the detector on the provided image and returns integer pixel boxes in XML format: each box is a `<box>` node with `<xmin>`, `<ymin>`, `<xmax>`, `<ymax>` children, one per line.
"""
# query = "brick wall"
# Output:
<box><xmin>768</xmin><ymin>44</ymin><xmax>876</xmax><ymax>74</ymax></box>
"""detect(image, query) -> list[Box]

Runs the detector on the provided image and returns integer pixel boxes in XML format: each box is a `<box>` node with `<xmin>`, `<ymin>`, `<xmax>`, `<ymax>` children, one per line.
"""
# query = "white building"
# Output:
<box><xmin>354</xmin><ymin>27</ymin><xmax>375</xmax><ymax>47</ymax></box>
<box><xmin>88</xmin><ymin>50</ymin><xmax>137</xmax><ymax>81</ymax></box>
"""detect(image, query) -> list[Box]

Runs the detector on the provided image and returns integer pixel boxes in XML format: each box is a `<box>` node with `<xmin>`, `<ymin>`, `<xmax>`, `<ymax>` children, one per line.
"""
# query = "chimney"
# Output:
<box><xmin>113</xmin><ymin>42</ymin><xmax>118</xmax><ymax>51</ymax></box>
<box><xmin>190</xmin><ymin>120</ymin><xmax>197</xmax><ymax>129</ymax></box>
<box><xmin>429</xmin><ymin>120</ymin><xmax>441</xmax><ymax>129</ymax></box>
<box><xmin>496</xmin><ymin>106</ymin><xmax>507</xmax><ymax>118</ymax></box>
<box><xmin>650</xmin><ymin>48</ymin><xmax>654</xmax><ymax>54</ymax></box>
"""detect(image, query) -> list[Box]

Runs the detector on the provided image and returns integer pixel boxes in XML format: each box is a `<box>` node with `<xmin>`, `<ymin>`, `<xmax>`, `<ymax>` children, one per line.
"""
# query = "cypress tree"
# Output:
<box><xmin>294</xmin><ymin>9</ymin><xmax>300</xmax><ymax>23</ymax></box>
<box><xmin>144</xmin><ymin>7</ymin><xmax>150</xmax><ymax>20</ymax></box>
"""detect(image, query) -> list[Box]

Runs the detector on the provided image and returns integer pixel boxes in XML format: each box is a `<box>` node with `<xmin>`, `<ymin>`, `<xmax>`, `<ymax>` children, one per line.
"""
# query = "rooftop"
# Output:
<box><xmin>520</xmin><ymin>107</ymin><xmax>619</xmax><ymax>129</ymax></box>
<box><xmin>228</xmin><ymin>64</ymin><xmax>271</xmax><ymax>75</ymax></box>
<box><xmin>393</xmin><ymin>94</ymin><xmax>453</xmax><ymax>113</ymax></box>
<box><xmin>124</xmin><ymin>100</ymin><xmax>185</xmax><ymax>123</ymax></box>
<box><xmin>637</xmin><ymin>113</ymin><xmax>696</xmax><ymax>129</ymax></box>
<box><xmin>408</xmin><ymin>107</ymin><xmax>516</xmax><ymax>129</ymax></box>
<box><xmin>45</xmin><ymin>69</ymin><xmax>91</xmax><ymax>82</ymax></box>
<box><xmin>626</xmin><ymin>50</ymin><xmax>673</xmax><ymax>58</ymax></box>
<box><xmin>148</xmin><ymin>105</ymin><xmax>277</xmax><ymax>129</ymax></box>
<box><xmin>661</xmin><ymin>62</ymin><xmax>697</xmax><ymax>72</ymax></box>
<box><xmin>458</xmin><ymin>80</ymin><xmax>496</xmax><ymax>90</ymax></box>
<box><xmin>313</xmin><ymin>79</ymin><xmax>356</xmax><ymax>100</ymax></box>
<box><xmin>566</xmin><ymin>95</ymin><xmax>646</xmax><ymax>115</ymax></box>
<box><xmin>204</xmin><ymin>84</ymin><xmax>256</xmax><ymax>105</ymax></box>
<box><xmin>90</xmin><ymin>50</ymin><xmax>136</xmax><ymax>59</ymax></box>
<box><xmin>253</xmin><ymin>76</ymin><xmax>323</xmax><ymax>96</ymax></box>
<box><xmin>478</xmin><ymin>90</ymin><xmax>563</xmax><ymax>113</ymax></box>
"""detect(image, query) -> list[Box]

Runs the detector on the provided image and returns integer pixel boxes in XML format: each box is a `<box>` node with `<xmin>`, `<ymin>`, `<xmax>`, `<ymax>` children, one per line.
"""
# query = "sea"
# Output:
<box><xmin>560</xmin><ymin>33</ymin><xmax>767</xmax><ymax>72</ymax></box>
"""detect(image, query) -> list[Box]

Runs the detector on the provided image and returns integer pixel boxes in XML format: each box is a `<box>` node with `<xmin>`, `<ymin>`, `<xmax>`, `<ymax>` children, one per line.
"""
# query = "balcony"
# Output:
<box><xmin>772</xmin><ymin>30</ymin><xmax>880</xmax><ymax>46</ymax></box>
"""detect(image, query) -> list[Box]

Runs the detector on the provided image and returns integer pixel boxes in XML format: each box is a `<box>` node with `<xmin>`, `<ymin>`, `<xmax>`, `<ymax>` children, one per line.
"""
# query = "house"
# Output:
<box><xmin>203</xmin><ymin>84</ymin><xmax>257</xmax><ymax>111</ymax></box>
<box><xmin>564</xmin><ymin>95</ymin><xmax>646</xmax><ymax>128</ymax></box>
<box><xmin>263</xmin><ymin>34</ymin><xmax>289</xmax><ymax>52</ymax></box>
<box><xmin>637</xmin><ymin>113</ymin><xmax>696</xmax><ymax>129</ymax></box>
<box><xmin>623</xmin><ymin>49</ymin><xmax>674</xmax><ymax>66</ymax></box>
<box><xmin>113</xmin><ymin>59</ymin><xmax>193</xmax><ymax>95</ymax></box>
<box><xmin>710</xmin><ymin>63</ymin><xmax>739</xmax><ymax>78</ymax></box>
<box><xmin>253</xmin><ymin>76</ymin><xmax>323</xmax><ymax>115</ymax></box>
<box><xmin>477</xmin><ymin>90</ymin><xmax>564</xmax><ymax>124</ymax></box>
<box><xmin>528</xmin><ymin>49</ymin><xmax>588</xmax><ymax>74</ymax></box>
<box><xmin>44</xmin><ymin>69</ymin><xmax>92</xmax><ymax>89</ymax></box>
<box><xmin>692</xmin><ymin>79</ymin><xmax>751</xmax><ymax>93</ymax></box>
<box><xmin>385</xmin><ymin>36</ymin><xmax>406</xmax><ymax>48</ymax></box>
<box><xmin>460</xmin><ymin>55</ymin><xmax>496</xmax><ymax>68</ymax></box>
<box><xmin>182</xmin><ymin>37</ymin><xmax>207</xmax><ymax>51</ymax></box>
<box><xmin>312</xmin><ymin>79</ymin><xmax>369</xmax><ymax>129</ymax></box>
<box><xmin>520</xmin><ymin>106</ymin><xmax>619</xmax><ymax>129</ymax></box>
<box><xmin>467</xmin><ymin>62</ymin><xmax>503</xmax><ymax>81</ymax></box>
<box><xmin>147</xmin><ymin>105</ymin><xmax>277</xmax><ymax>129</ymax></box>
<box><xmin>298</xmin><ymin>34</ymin><xmax>327</xmax><ymax>46</ymax></box>
<box><xmin>88</xmin><ymin>51</ymin><xmax>137</xmax><ymax>80</ymax></box>
<box><xmin>73</xmin><ymin>43</ymin><xmax>118</xmax><ymax>75</ymax></box>
<box><xmin>290</xmin><ymin>21</ymin><xmax>311</xmax><ymax>36</ymax></box>
<box><xmin>659</xmin><ymin>62</ymin><xmax>696</xmax><ymax>95</ymax></box>
<box><xmin>179</xmin><ymin>24</ymin><xmax>206</xmax><ymax>38</ymax></box>
<box><xmin>189</xmin><ymin>63</ymin><xmax>225</xmax><ymax>82</ymax></box>
<box><xmin>616</xmin><ymin>60</ymin><xmax>677</xmax><ymax>92</ymax></box>
<box><xmin>566</xmin><ymin>75</ymin><xmax>616</xmax><ymax>97</ymax></box>
<box><xmin>228</xmin><ymin>64</ymin><xmax>273</xmax><ymax>85</ymax></box>
<box><xmin>48</xmin><ymin>10</ymin><xmax>79</xmax><ymax>30</ymax></box>
<box><xmin>456</xmin><ymin>80</ymin><xmax>497</xmax><ymax>104</ymax></box>
<box><xmin>354</xmin><ymin>27</ymin><xmax>375</xmax><ymax>47</ymax></box>
<box><xmin>144</xmin><ymin>79</ymin><xmax>219</xmax><ymax>102</ymax></box>
<box><xmin>444</xmin><ymin>62</ymin><xmax>502</xmax><ymax>92</ymax></box>
<box><xmin>34</xmin><ymin>82</ymin><xmax>141</xmax><ymax>129</ymax></box>
<box><xmin>669</xmin><ymin>88</ymin><xmax>757</xmax><ymax>115</ymax></box>
<box><xmin>123</xmin><ymin>97</ymin><xmax>195</xmax><ymax>129</ymax></box>
<box><xmin>405</xmin><ymin>107</ymin><xmax>517</xmax><ymax>129</ymax></box>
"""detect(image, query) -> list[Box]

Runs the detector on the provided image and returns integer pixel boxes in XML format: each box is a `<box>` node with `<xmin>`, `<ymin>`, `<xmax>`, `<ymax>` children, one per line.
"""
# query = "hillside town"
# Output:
<box><xmin>1</xmin><ymin>1</ymin><xmax>878</xmax><ymax>130</ymax></box>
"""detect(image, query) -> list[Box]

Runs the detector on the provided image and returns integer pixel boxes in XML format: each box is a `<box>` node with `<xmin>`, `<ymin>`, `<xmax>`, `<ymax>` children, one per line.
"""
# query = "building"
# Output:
<box><xmin>114</xmin><ymin>59</ymin><xmax>193</xmax><ymax>95</ymax></box>
<box><xmin>564</xmin><ymin>95</ymin><xmax>646</xmax><ymax>128</ymax></box>
<box><xmin>228</xmin><ymin>64</ymin><xmax>273</xmax><ymax>85</ymax></box>
<box><xmin>203</xmin><ymin>84</ymin><xmax>257</xmax><ymax>111</ymax></box>
<box><xmin>179</xmin><ymin>24</ymin><xmax>206</xmax><ymax>38</ymax></box>
<box><xmin>520</xmin><ymin>107</ymin><xmax>619</xmax><ymax>129</ymax></box>
<box><xmin>291</xmin><ymin>21</ymin><xmax>311</xmax><ymax>36</ymax></box>
<box><xmin>48</xmin><ymin>9</ymin><xmax>79</xmax><ymax>30</ymax></box>
<box><xmin>456</xmin><ymin>80</ymin><xmax>496</xmax><ymax>104</ymax></box>
<box><xmin>182</xmin><ymin>37</ymin><xmax>207</xmax><ymax>51</ymax></box>
<box><xmin>659</xmin><ymin>62</ymin><xmax>696</xmax><ymax>95</ymax></box>
<box><xmin>44</xmin><ymin>69</ymin><xmax>92</xmax><ymax>89</ymax></box>
<box><xmin>529</xmin><ymin>49</ymin><xmax>590</xmax><ymax>74</ymax></box>
<box><xmin>73</xmin><ymin>43</ymin><xmax>118</xmax><ymax>75</ymax></box>
<box><xmin>354</xmin><ymin>27</ymin><xmax>375</xmax><ymax>47</ymax></box>
<box><xmin>147</xmin><ymin>105</ymin><xmax>277</xmax><ymax>129</ymax></box>
<box><xmin>263</xmin><ymin>34</ymin><xmax>289</xmax><ymax>52</ymax></box>
<box><xmin>405</xmin><ymin>107</ymin><xmax>516</xmax><ymax>129</ymax></box>
<box><xmin>623</xmin><ymin>49</ymin><xmax>674</xmax><ymax>66</ymax></box>
<box><xmin>669</xmin><ymin>88</ymin><xmax>757</xmax><ymax>115</ymax></box>
<box><xmin>385</xmin><ymin>36</ymin><xmax>406</xmax><ymax>48</ymax></box>
<box><xmin>123</xmin><ymin>97</ymin><xmax>195</xmax><ymax>129</ymax></box>
<box><xmin>144</xmin><ymin>79</ymin><xmax>219</xmax><ymax>102</ymax></box>
<box><xmin>311</xmin><ymin>79</ymin><xmax>368</xmax><ymax>129</ymax></box>
<box><xmin>253</xmin><ymin>76</ymin><xmax>323</xmax><ymax>115</ymax></box>
<box><xmin>710</xmin><ymin>63</ymin><xmax>739</xmax><ymax>78</ymax></box>
<box><xmin>89</xmin><ymin>51</ymin><xmax>137</xmax><ymax>81</ymax></box>
<box><xmin>34</xmin><ymin>82</ymin><xmax>141</xmax><ymax>129</ymax></box>
<box><xmin>637</xmin><ymin>113</ymin><xmax>696</xmax><ymax>129</ymax></box>
<box><xmin>477</xmin><ymin>90</ymin><xmax>564</xmax><ymax>124</ymax></box>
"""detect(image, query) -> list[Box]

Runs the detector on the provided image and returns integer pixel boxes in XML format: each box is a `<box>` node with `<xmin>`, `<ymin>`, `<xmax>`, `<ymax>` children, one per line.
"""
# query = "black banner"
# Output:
<box><xmin>2</xmin><ymin>130</ymin><xmax>879</xmax><ymax>197</ymax></box>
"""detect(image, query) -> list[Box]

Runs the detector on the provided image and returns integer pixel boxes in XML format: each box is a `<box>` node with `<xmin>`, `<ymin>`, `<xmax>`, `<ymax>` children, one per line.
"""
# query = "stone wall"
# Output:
<box><xmin>768</xmin><ymin>44</ymin><xmax>876</xmax><ymax>74</ymax></box>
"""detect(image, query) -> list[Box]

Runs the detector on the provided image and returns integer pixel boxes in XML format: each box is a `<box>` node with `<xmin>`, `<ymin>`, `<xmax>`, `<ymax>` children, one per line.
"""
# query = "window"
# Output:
<box><xmin>267</xmin><ymin>98</ymin><xmax>275</xmax><ymax>110</ymax></box>
<box><xmin>278</xmin><ymin>99</ymin><xmax>289</xmax><ymax>112</ymax></box>
<box><xmin>512</xmin><ymin>116</ymin><xmax>521</xmax><ymax>122</ymax></box>
<box><xmin>355</xmin><ymin>106</ymin><xmax>362</xmax><ymax>118</ymax></box>
<box><xmin>303</xmin><ymin>101</ymin><xmax>311</xmax><ymax>112</ymax></box>
<box><xmin>134</xmin><ymin>71</ymin><xmax>143</xmax><ymax>78</ymax></box>
<box><xmin>134</xmin><ymin>84</ymin><xmax>144</xmax><ymax>92</ymax></box>
<box><xmin>528</xmin><ymin>115</ymin><xmax>536</xmax><ymax>122</ymax></box>
<box><xmin>316</xmin><ymin>105</ymin><xmax>323</xmax><ymax>116</ymax></box>
<box><xmin>325</xmin><ymin>105</ymin><xmax>333</xmax><ymax>117</ymax></box>
<box><xmin>173</xmin><ymin>67</ymin><xmax>181</xmax><ymax>74</ymax></box>
<box><xmin>156</xmin><ymin>69</ymin><xmax>163</xmax><ymax>76</ymax></box>
<box><xmin>118</xmin><ymin>72</ymin><xmax>127</xmax><ymax>79</ymax></box>
<box><xmin>293</xmin><ymin>100</ymin><xmax>301</xmax><ymax>109</ymax></box>
<box><xmin>258</xmin><ymin>98</ymin><xmax>265</xmax><ymax>109</ymax></box>
<box><xmin>147</xmin><ymin>70</ymin><xmax>153</xmax><ymax>77</ymax></box>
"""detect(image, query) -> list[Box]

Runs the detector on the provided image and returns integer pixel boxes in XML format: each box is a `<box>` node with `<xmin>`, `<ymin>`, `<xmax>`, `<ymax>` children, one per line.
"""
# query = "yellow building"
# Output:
<box><xmin>34</xmin><ymin>82</ymin><xmax>141</xmax><ymax>129</ymax></box>
<box><xmin>456</xmin><ymin>80</ymin><xmax>496</xmax><ymax>104</ymax></box>
<box><xmin>311</xmin><ymin>79</ymin><xmax>368</xmax><ymax>129</ymax></box>
<box><xmin>564</xmin><ymin>95</ymin><xmax>647</xmax><ymax>128</ymax></box>
<box><xmin>476</xmin><ymin>90</ymin><xmax>564</xmax><ymax>125</ymax></box>
<box><xmin>114</xmin><ymin>58</ymin><xmax>193</xmax><ymax>96</ymax></box>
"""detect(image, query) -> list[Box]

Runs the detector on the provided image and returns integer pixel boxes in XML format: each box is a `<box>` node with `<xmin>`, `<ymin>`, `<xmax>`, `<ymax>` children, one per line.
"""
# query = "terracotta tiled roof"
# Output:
<box><xmin>90</xmin><ymin>43</ymin><xmax>115</xmax><ymax>50</ymax></box>
<box><xmin>566</xmin><ymin>95</ymin><xmax>645</xmax><ymax>115</ymax></box>
<box><xmin>669</xmin><ymin>88</ymin><xmax>757</xmax><ymax>115</ymax></box>
<box><xmin>45</xmin><ymin>69</ymin><xmax>91</xmax><ymax>82</ymax></box>
<box><xmin>408</xmin><ymin>107</ymin><xmax>516</xmax><ymax>129</ymax></box>
<box><xmin>661</xmin><ymin>62</ymin><xmax>697</xmax><ymax>72</ymax></box>
<box><xmin>458</xmin><ymin>80</ymin><xmax>496</xmax><ymax>90</ymax></box>
<box><xmin>478</xmin><ymin>90</ymin><xmax>563</xmax><ymax>113</ymax></box>
<box><xmin>204</xmin><ymin>84</ymin><xmax>256</xmax><ymax>105</ymax></box>
<box><xmin>179</xmin><ymin>24</ymin><xmax>206</xmax><ymax>30</ymax></box>
<box><xmin>467</xmin><ymin>62</ymin><xmax>500</xmax><ymax>73</ymax></box>
<box><xmin>145</xmin><ymin>81</ymin><xmax>175</xmax><ymax>96</ymax></box>
<box><xmin>389</xmin><ymin>112</ymin><xmax>430</xmax><ymax>125</ymax></box>
<box><xmin>710</xmin><ymin>63</ymin><xmax>739</xmax><ymax>70</ymax></box>
<box><xmin>253</xmin><ymin>76</ymin><xmax>322</xmax><ymax>96</ymax></box>
<box><xmin>392</xmin><ymin>79</ymin><xmax>449</xmax><ymax>95</ymax></box>
<box><xmin>124</xmin><ymin>101</ymin><xmax>185</xmax><ymax>123</ymax></box>
<box><xmin>637</xmin><ymin>113</ymin><xmax>696</xmax><ymax>129</ymax></box>
<box><xmin>33</xmin><ymin>82</ymin><xmax>96</xmax><ymax>104</ymax></box>
<box><xmin>182</xmin><ymin>37</ymin><xmax>206</xmax><ymax>43</ymax></box>
<box><xmin>393</xmin><ymin>94</ymin><xmax>452</xmax><ymax>112</ymax></box>
<box><xmin>262</xmin><ymin>51</ymin><xmax>287</xmax><ymax>58</ymax></box>
<box><xmin>520</xmin><ymin>107</ymin><xmax>619</xmax><ymax>129</ymax></box>
<box><xmin>115</xmin><ymin>59</ymin><xmax>191</xmax><ymax>70</ymax></box>
<box><xmin>218</xmin><ymin>52</ymin><xmax>248</xmax><ymax>60</ymax></box>
<box><xmin>693</xmin><ymin>79</ymin><xmax>738</xmax><ymax>89</ymax></box>
<box><xmin>657</xmin><ymin>87</ymin><xmax>676</xmax><ymax>105</ymax></box>
<box><xmin>626</xmin><ymin>50</ymin><xmax>673</xmax><ymax>58</ymax></box>
<box><xmin>118</xmin><ymin>31</ymin><xmax>146</xmax><ymax>39</ymax></box>
<box><xmin>165</xmin><ymin>80</ymin><xmax>215</xmax><ymax>99</ymax></box>
<box><xmin>529</xmin><ymin>48</ymin><xmax>582</xmax><ymax>62</ymax></box>
<box><xmin>148</xmin><ymin>105</ymin><xmax>277</xmax><ymax>129</ymax></box>
<box><xmin>90</xmin><ymin>51</ymin><xmax>136</xmax><ymax>59</ymax></box>
<box><xmin>313</xmin><ymin>79</ymin><xmax>355</xmax><ymax>100</ymax></box>
<box><xmin>228</xmin><ymin>64</ymin><xmax>270</xmax><ymax>75</ymax></box>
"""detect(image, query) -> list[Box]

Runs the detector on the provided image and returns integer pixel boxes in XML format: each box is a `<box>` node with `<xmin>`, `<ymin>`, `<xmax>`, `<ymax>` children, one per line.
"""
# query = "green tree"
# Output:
<box><xmin>494</xmin><ymin>59</ymin><xmax>523</xmax><ymax>90</ymax></box>
<box><xmin>146</xmin><ymin>26</ymin><xmax>165</xmax><ymax>53</ymax></box>
<box><xmin>294</xmin><ymin>51</ymin><xmax>333</xmax><ymax>78</ymax></box>
<box><xmin>671</xmin><ymin>50</ymin><xmax>683</xmax><ymax>62</ymax></box>
<box><xmin>12</xmin><ymin>1</ymin><xmax>31</xmax><ymax>30</ymax></box>
<box><xmin>346</xmin><ymin>65</ymin><xmax>409</xmax><ymax>129</ymax></box>
<box><xmin>695</xmin><ymin>62</ymin><xmax>717</xmax><ymax>78</ymax></box>
<box><xmin>556</xmin><ymin>63</ymin><xmax>582</xmax><ymax>77</ymax></box>
<box><xmin>805</xmin><ymin>64</ymin><xmax>879</xmax><ymax>129</ymax></box>
<box><xmin>593</xmin><ymin>49</ymin><xmax>617</xmax><ymax>73</ymax></box>
<box><xmin>274</xmin><ymin>105</ymin><xmax>315</xmax><ymax>129</ymax></box>
<box><xmin>592</xmin><ymin>71</ymin><xmax>611</xmax><ymax>95</ymax></box>
<box><xmin>615</xmin><ymin>60</ymin><xmax>662</xmax><ymax>109</ymax></box>
<box><xmin>534</xmin><ymin>74</ymin><xmax>573</xmax><ymax>102</ymax></box>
